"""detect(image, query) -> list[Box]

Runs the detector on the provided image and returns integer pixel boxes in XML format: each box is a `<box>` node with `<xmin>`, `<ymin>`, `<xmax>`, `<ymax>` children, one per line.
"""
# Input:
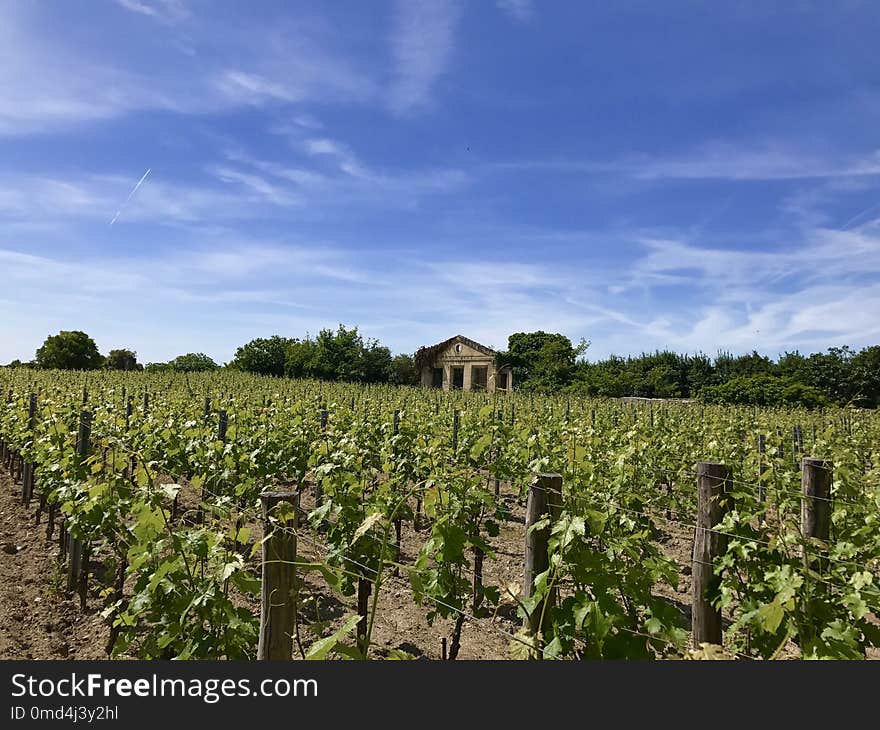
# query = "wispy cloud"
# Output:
<box><xmin>612</xmin><ymin>225</ymin><xmax>880</xmax><ymax>354</ymax></box>
<box><xmin>222</xmin><ymin>139</ymin><xmax>470</xmax><ymax>207</ymax></box>
<box><xmin>0</xmin><ymin>3</ymin><xmax>376</xmax><ymax>135</ymax></box>
<box><xmin>0</xmin><ymin>7</ymin><xmax>174</xmax><ymax>133</ymax></box>
<box><xmin>115</xmin><ymin>0</ymin><xmax>189</xmax><ymax>23</ymax></box>
<box><xmin>388</xmin><ymin>0</ymin><xmax>460</xmax><ymax>114</ymax></box>
<box><xmin>497</xmin><ymin>0</ymin><xmax>533</xmax><ymax>23</ymax></box>
<box><xmin>626</xmin><ymin>144</ymin><xmax>880</xmax><ymax>182</ymax></box>
<box><xmin>209</xmin><ymin>166</ymin><xmax>300</xmax><ymax>206</ymax></box>
<box><xmin>214</xmin><ymin>71</ymin><xmax>303</xmax><ymax>105</ymax></box>
<box><xmin>303</xmin><ymin>137</ymin><xmax>370</xmax><ymax>178</ymax></box>
<box><xmin>0</xmin><ymin>172</ymin><xmax>282</xmax><ymax>224</ymax></box>
<box><xmin>496</xmin><ymin>143</ymin><xmax>880</xmax><ymax>182</ymax></box>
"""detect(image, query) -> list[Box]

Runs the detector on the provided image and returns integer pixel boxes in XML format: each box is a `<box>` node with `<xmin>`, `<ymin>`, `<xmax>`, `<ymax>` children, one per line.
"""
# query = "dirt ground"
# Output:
<box><xmin>0</xmin><ymin>465</ymin><xmax>704</xmax><ymax>661</ymax></box>
<box><xmin>0</xmin><ymin>473</ymin><xmax>108</xmax><ymax>660</ymax></box>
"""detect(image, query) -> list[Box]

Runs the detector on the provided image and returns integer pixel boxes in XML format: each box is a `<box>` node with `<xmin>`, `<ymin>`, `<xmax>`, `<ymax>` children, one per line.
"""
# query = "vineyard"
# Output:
<box><xmin>0</xmin><ymin>369</ymin><xmax>878</xmax><ymax>660</ymax></box>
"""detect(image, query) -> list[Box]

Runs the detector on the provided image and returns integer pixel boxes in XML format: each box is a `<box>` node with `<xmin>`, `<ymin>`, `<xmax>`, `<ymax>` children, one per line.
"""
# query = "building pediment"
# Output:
<box><xmin>415</xmin><ymin>335</ymin><xmax>512</xmax><ymax>393</ymax></box>
<box><xmin>414</xmin><ymin>335</ymin><xmax>496</xmax><ymax>370</ymax></box>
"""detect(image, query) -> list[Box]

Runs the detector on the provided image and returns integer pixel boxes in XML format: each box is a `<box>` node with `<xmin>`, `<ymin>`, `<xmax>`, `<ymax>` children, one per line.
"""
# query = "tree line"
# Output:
<box><xmin>495</xmin><ymin>331</ymin><xmax>880</xmax><ymax>408</ymax></box>
<box><xmin>4</xmin><ymin>328</ymin><xmax>878</xmax><ymax>408</ymax></box>
<box><xmin>4</xmin><ymin>326</ymin><xmax>419</xmax><ymax>384</ymax></box>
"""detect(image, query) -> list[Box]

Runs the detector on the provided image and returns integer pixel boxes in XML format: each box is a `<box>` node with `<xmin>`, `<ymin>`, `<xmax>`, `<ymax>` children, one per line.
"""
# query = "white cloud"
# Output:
<box><xmin>0</xmin><ymin>172</ymin><xmax>293</xmax><ymax>225</ymax></box>
<box><xmin>115</xmin><ymin>0</ymin><xmax>189</xmax><ymax>23</ymax></box>
<box><xmin>0</xmin><ymin>6</ymin><xmax>177</xmax><ymax>133</ymax></box>
<box><xmin>627</xmin><ymin>145</ymin><xmax>880</xmax><ymax>181</ymax></box>
<box><xmin>497</xmin><ymin>0</ymin><xmax>533</xmax><ymax>23</ymax></box>
<box><xmin>388</xmin><ymin>0</ymin><xmax>460</xmax><ymax>114</ymax></box>
<box><xmin>496</xmin><ymin>144</ymin><xmax>880</xmax><ymax>182</ymax></box>
<box><xmin>0</xmin><ymin>4</ymin><xmax>376</xmax><ymax>135</ymax></box>
<box><xmin>3</xmin><ymin>214</ymin><xmax>879</xmax><ymax>365</ymax></box>
<box><xmin>209</xmin><ymin>166</ymin><xmax>301</xmax><ymax>206</ymax></box>
<box><xmin>613</xmin><ymin>226</ymin><xmax>880</xmax><ymax>355</ymax></box>
<box><xmin>214</xmin><ymin>71</ymin><xmax>303</xmax><ymax>105</ymax></box>
<box><xmin>224</xmin><ymin>141</ymin><xmax>469</xmax><ymax>206</ymax></box>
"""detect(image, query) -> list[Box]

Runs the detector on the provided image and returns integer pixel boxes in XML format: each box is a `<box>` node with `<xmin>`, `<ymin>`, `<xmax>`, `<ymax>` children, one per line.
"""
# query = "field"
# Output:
<box><xmin>1</xmin><ymin>369</ymin><xmax>878</xmax><ymax>660</ymax></box>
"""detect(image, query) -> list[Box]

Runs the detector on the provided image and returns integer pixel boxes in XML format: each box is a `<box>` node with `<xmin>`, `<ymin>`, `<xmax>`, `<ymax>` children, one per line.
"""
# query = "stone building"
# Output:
<box><xmin>414</xmin><ymin>335</ymin><xmax>513</xmax><ymax>393</ymax></box>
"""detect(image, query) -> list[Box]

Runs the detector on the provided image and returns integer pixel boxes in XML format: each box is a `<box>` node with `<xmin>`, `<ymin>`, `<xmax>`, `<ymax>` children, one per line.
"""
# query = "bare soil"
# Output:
<box><xmin>0</xmin><ymin>473</ymin><xmax>108</xmax><ymax>660</ymax></box>
<box><xmin>0</xmin><ymin>467</ymin><xmax>700</xmax><ymax>661</ymax></box>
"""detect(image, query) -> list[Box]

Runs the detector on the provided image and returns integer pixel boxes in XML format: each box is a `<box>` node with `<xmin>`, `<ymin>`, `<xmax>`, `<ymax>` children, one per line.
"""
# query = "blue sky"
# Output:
<box><xmin>2</xmin><ymin>0</ymin><xmax>880</xmax><ymax>365</ymax></box>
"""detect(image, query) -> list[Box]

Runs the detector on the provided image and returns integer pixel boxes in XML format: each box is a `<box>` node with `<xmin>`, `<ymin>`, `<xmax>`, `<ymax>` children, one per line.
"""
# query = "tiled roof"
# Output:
<box><xmin>414</xmin><ymin>335</ymin><xmax>496</xmax><ymax>370</ymax></box>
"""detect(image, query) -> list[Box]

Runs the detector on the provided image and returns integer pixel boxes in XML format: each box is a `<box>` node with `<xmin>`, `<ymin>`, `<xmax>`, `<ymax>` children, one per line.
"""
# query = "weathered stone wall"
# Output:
<box><xmin>419</xmin><ymin>338</ymin><xmax>511</xmax><ymax>393</ymax></box>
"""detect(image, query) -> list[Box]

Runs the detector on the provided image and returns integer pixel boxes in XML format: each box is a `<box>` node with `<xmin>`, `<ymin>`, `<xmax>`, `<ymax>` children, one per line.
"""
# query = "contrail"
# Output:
<box><xmin>110</xmin><ymin>168</ymin><xmax>151</xmax><ymax>225</ymax></box>
<box><xmin>841</xmin><ymin>200</ymin><xmax>880</xmax><ymax>230</ymax></box>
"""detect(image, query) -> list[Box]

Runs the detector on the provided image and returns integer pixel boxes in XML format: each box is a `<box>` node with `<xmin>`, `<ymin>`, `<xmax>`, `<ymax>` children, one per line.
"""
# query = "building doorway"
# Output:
<box><xmin>451</xmin><ymin>366</ymin><xmax>464</xmax><ymax>390</ymax></box>
<box><xmin>498</xmin><ymin>371</ymin><xmax>509</xmax><ymax>391</ymax></box>
<box><xmin>432</xmin><ymin>367</ymin><xmax>443</xmax><ymax>388</ymax></box>
<box><xmin>472</xmin><ymin>366</ymin><xmax>487</xmax><ymax>390</ymax></box>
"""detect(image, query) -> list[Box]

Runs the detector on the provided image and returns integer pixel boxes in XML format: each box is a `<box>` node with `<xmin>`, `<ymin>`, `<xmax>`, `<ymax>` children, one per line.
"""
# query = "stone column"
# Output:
<box><xmin>463</xmin><ymin>363</ymin><xmax>473</xmax><ymax>391</ymax></box>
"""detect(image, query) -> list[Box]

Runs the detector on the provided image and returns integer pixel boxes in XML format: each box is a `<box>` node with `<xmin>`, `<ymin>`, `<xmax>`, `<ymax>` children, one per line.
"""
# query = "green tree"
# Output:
<box><xmin>168</xmin><ymin>353</ymin><xmax>219</xmax><ymax>372</ymax></box>
<box><xmin>284</xmin><ymin>325</ymin><xmax>394</xmax><ymax>384</ymax></box>
<box><xmin>360</xmin><ymin>340</ymin><xmax>393</xmax><ymax>384</ymax></box>
<box><xmin>497</xmin><ymin>331</ymin><xmax>587</xmax><ymax>391</ymax></box>
<box><xmin>35</xmin><ymin>330</ymin><xmax>104</xmax><ymax>370</ymax></box>
<box><xmin>105</xmin><ymin>349</ymin><xmax>140</xmax><ymax>371</ymax></box>
<box><xmin>802</xmin><ymin>347</ymin><xmax>856</xmax><ymax>404</ymax></box>
<box><xmin>231</xmin><ymin>336</ymin><xmax>295</xmax><ymax>377</ymax></box>
<box><xmin>285</xmin><ymin>339</ymin><xmax>320</xmax><ymax>379</ymax></box>
<box><xmin>313</xmin><ymin>325</ymin><xmax>365</xmax><ymax>381</ymax></box>
<box><xmin>391</xmin><ymin>353</ymin><xmax>419</xmax><ymax>386</ymax></box>
<box><xmin>850</xmin><ymin>345</ymin><xmax>880</xmax><ymax>407</ymax></box>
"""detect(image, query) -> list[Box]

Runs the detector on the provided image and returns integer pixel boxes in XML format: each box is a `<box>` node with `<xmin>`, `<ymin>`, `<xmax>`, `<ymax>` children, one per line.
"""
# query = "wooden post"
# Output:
<box><xmin>392</xmin><ymin>409</ymin><xmax>402</xmax><ymax>575</ymax></box>
<box><xmin>523</xmin><ymin>473</ymin><xmax>563</xmax><ymax>648</ymax></box>
<box><xmin>315</xmin><ymin>410</ymin><xmax>329</xmax><ymax>508</ymax></box>
<box><xmin>801</xmin><ymin>458</ymin><xmax>832</xmax><ymax>569</ymax></box>
<box><xmin>494</xmin><ymin>411</ymin><xmax>502</xmax><ymax>497</ymax></box>
<box><xmin>46</xmin><ymin>502</ymin><xmax>56</xmax><ymax>539</ymax></box>
<box><xmin>758</xmin><ymin>434</ymin><xmax>767</xmax><ymax>502</ymax></box>
<box><xmin>258</xmin><ymin>490</ymin><xmax>299</xmax><ymax>660</ymax></box>
<box><xmin>692</xmin><ymin>461</ymin><xmax>732</xmax><ymax>648</ymax></box>
<box><xmin>356</xmin><ymin>577</ymin><xmax>372</xmax><ymax>658</ymax></box>
<box><xmin>22</xmin><ymin>462</ymin><xmax>33</xmax><ymax>506</ymax></box>
<box><xmin>473</xmin><ymin>544</ymin><xmax>485</xmax><ymax>613</ymax></box>
<box><xmin>204</xmin><ymin>397</ymin><xmax>211</xmax><ymax>419</ymax></box>
<box><xmin>218</xmin><ymin>410</ymin><xmax>228</xmax><ymax>442</ymax></box>
<box><xmin>67</xmin><ymin>410</ymin><xmax>91</xmax><ymax>595</ymax></box>
<box><xmin>59</xmin><ymin>520</ymin><xmax>68</xmax><ymax>560</ymax></box>
<box><xmin>22</xmin><ymin>393</ymin><xmax>37</xmax><ymax>506</ymax></box>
